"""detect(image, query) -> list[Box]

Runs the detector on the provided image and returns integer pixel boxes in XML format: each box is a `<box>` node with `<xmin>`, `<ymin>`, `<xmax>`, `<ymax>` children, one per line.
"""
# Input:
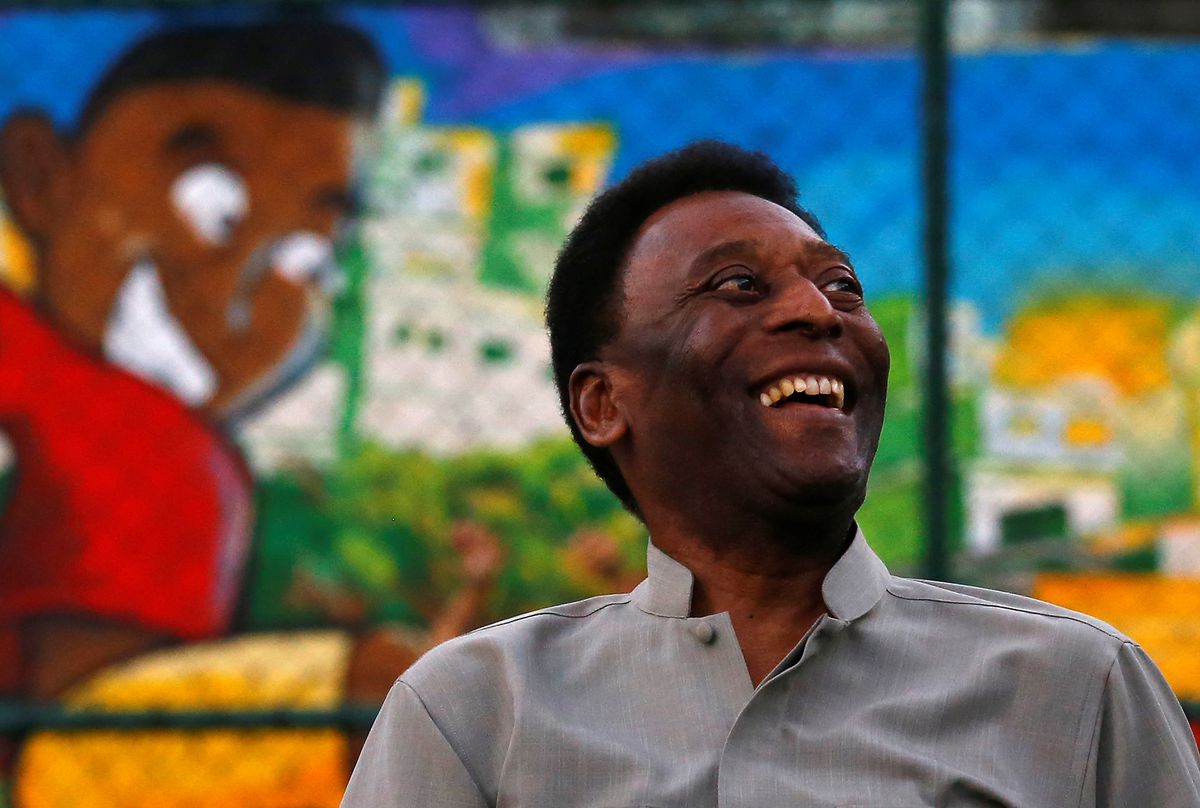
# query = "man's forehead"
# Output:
<box><xmin>627</xmin><ymin>190</ymin><xmax>830</xmax><ymax>273</ymax></box>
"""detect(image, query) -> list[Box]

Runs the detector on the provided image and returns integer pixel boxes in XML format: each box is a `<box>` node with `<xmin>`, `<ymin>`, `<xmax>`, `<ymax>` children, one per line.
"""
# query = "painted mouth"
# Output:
<box><xmin>757</xmin><ymin>372</ymin><xmax>847</xmax><ymax>411</ymax></box>
<box><xmin>103</xmin><ymin>260</ymin><xmax>218</xmax><ymax>407</ymax></box>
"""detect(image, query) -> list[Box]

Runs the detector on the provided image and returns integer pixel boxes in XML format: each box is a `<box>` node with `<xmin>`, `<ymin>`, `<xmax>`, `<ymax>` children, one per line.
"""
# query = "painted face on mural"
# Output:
<box><xmin>594</xmin><ymin>191</ymin><xmax>890</xmax><ymax>521</ymax></box>
<box><xmin>0</xmin><ymin>81</ymin><xmax>367</xmax><ymax>418</ymax></box>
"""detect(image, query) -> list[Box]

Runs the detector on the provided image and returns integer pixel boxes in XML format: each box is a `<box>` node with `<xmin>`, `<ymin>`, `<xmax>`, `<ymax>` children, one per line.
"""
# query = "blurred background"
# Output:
<box><xmin>1</xmin><ymin>0</ymin><xmax>1199</xmax><ymax>804</ymax></box>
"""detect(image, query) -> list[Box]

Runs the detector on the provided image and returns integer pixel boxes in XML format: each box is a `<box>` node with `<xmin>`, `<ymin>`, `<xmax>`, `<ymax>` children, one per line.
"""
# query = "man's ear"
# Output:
<box><xmin>568</xmin><ymin>361</ymin><xmax>629</xmax><ymax>448</ymax></box>
<box><xmin>0</xmin><ymin>110</ymin><xmax>71</xmax><ymax>240</ymax></box>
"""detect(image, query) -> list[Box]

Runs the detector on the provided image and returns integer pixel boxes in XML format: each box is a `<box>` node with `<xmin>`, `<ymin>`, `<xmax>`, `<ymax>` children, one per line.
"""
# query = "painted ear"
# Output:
<box><xmin>568</xmin><ymin>361</ymin><xmax>629</xmax><ymax>448</ymax></box>
<box><xmin>0</xmin><ymin>110</ymin><xmax>71</xmax><ymax>241</ymax></box>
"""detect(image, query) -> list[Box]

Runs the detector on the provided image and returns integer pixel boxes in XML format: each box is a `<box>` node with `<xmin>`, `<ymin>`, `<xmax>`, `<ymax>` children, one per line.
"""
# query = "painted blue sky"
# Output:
<box><xmin>2</xmin><ymin>7</ymin><xmax>1197</xmax><ymax>331</ymax></box>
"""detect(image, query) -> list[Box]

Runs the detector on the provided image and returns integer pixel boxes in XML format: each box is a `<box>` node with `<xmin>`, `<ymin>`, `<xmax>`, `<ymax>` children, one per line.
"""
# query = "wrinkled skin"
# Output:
<box><xmin>569</xmin><ymin>190</ymin><xmax>891</xmax><ymax>684</ymax></box>
<box><xmin>574</xmin><ymin>190</ymin><xmax>890</xmax><ymax>550</ymax></box>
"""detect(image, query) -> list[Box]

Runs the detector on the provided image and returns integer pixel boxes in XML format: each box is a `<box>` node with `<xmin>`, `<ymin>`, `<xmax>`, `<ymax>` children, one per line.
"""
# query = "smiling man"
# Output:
<box><xmin>343</xmin><ymin>142</ymin><xmax>1200</xmax><ymax>807</ymax></box>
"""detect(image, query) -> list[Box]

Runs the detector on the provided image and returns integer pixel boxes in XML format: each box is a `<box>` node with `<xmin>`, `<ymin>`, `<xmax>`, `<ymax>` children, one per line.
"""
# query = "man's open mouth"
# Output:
<box><xmin>758</xmin><ymin>373</ymin><xmax>846</xmax><ymax>410</ymax></box>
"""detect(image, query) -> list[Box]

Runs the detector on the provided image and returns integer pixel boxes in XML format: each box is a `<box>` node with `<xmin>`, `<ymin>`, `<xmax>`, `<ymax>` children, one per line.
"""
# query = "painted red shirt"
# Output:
<box><xmin>0</xmin><ymin>287</ymin><xmax>253</xmax><ymax>686</ymax></box>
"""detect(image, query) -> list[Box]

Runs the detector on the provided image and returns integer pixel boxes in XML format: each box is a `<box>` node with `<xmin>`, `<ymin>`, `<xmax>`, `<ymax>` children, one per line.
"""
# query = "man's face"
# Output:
<box><xmin>35</xmin><ymin>82</ymin><xmax>365</xmax><ymax>417</ymax></box>
<box><xmin>603</xmin><ymin>191</ymin><xmax>890</xmax><ymax>521</ymax></box>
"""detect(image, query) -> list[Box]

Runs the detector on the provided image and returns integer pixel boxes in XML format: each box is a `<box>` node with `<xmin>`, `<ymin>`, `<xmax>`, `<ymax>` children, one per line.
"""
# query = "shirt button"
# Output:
<box><xmin>690</xmin><ymin>620</ymin><xmax>716</xmax><ymax>644</ymax></box>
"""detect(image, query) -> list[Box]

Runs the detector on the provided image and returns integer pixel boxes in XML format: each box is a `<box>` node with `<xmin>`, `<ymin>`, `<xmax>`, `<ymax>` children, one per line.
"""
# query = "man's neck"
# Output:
<box><xmin>647</xmin><ymin>513</ymin><xmax>855</xmax><ymax>686</ymax></box>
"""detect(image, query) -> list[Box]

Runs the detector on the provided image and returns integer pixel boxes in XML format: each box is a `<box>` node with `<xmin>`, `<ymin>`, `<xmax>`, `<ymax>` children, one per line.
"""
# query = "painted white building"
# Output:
<box><xmin>981</xmin><ymin>377</ymin><xmax>1121</xmax><ymax>469</ymax></box>
<box><xmin>237</xmin><ymin>80</ymin><xmax>614</xmax><ymax>467</ymax></box>
<box><xmin>1159</xmin><ymin>517</ymin><xmax>1200</xmax><ymax>577</ymax></box>
<box><xmin>359</xmin><ymin>274</ymin><xmax>563</xmax><ymax>454</ymax></box>
<box><xmin>967</xmin><ymin>466</ymin><xmax>1120</xmax><ymax>554</ymax></box>
<box><xmin>967</xmin><ymin>377</ymin><xmax>1123</xmax><ymax>554</ymax></box>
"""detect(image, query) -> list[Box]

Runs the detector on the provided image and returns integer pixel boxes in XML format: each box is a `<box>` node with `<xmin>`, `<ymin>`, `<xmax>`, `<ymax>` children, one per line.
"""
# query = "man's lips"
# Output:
<box><xmin>751</xmin><ymin>366</ymin><xmax>857</xmax><ymax>412</ymax></box>
<box><xmin>758</xmin><ymin>372</ymin><xmax>845</xmax><ymax>410</ymax></box>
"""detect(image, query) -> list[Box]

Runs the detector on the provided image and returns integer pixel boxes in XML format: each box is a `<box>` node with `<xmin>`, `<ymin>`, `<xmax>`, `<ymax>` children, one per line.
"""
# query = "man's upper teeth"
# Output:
<box><xmin>758</xmin><ymin>374</ymin><xmax>845</xmax><ymax>409</ymax></box>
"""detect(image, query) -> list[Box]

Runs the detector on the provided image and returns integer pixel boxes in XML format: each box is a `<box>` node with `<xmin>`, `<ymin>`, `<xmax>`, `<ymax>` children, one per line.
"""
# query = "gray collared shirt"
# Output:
<box><xmin>343</xmin><ymin>530</ymin><xmax>1200</xmax><ymax>807</ymax></box>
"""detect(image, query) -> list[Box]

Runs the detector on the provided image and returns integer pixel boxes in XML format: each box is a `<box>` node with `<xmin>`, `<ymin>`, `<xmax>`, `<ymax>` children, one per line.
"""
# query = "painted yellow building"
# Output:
<box><xmin>994</xmin><ymin>296</ymin><xmax>1174</xmax><ymax>399</ymax></box>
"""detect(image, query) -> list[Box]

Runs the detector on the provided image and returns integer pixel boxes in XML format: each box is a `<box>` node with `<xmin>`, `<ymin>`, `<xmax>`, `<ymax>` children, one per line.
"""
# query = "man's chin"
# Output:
<box><xmin>762</xmin><ymin>462</ymin><xmax>868</xmax><ymax>518</ymax></box>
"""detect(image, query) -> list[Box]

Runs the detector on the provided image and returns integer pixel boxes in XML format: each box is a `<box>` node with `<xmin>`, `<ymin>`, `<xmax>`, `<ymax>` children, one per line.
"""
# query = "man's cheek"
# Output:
<box><xmin>865</xmin><ymin>322</ymin><xmax>891</xmax><ymax>383</ymax></box>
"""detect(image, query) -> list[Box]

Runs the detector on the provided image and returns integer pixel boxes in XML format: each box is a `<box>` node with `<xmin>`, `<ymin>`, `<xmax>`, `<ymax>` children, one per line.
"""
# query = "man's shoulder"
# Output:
<box><xmin>470</xmin><ymin>591</ymin><xmax>635</xmax><ymax>634</ymax></box>
<box><xmin>401</xmin><ymin>592</ymin><xmax>634</xmax><ymax>696</ymax></box>
<box><xmin>884</xmin><ymin>575</ymin><xmax>1131</xmax><ymax>649</ymax></box>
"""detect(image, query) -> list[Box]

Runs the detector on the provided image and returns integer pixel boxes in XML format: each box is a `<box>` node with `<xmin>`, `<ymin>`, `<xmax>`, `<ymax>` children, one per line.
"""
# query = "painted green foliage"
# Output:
<box><xmin>247</xmin><ymin>437</ymin><xmax>646</xmax><ymax>631</ymax></box>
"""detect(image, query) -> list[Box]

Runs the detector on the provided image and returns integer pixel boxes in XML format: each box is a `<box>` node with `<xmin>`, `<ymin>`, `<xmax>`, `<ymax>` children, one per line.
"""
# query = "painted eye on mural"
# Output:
<box><xmin>170</xmin><ymin>163</ymin><xmax>250</xmax><ymax>246</ymax></box>
<box><xmin>271</xmin><ymin>231</ymin><xmax>340</xmax><ymax>291</ymax></box>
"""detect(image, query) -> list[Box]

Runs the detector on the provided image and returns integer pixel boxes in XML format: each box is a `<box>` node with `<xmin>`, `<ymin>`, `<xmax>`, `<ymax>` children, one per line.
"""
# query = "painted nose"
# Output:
<box><xmin>762</xmin><ymin>276</ymin><xmax>842</xmax><ymax>339</ymax></box>
<box><xmin>225</xmin><ymin>232</ymin><xmax>338</xmax><ymax>332</ymax></box>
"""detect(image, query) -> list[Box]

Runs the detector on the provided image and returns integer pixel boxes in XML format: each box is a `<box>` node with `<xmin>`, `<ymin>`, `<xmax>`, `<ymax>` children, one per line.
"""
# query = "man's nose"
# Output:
<box><xmin>761</xmin><ymin>276</ymin><xmax>842</xmax><ymax>339</ymax></box>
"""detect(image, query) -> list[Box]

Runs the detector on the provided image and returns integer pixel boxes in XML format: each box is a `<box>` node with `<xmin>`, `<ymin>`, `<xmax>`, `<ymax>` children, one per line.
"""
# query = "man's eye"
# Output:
<box><xmin>823</xmin><ymin>277</ymin><xmax>863</xmax><ymax>297</ymax></box>
<box><xmin>714</xmin><ymin>274</ymin><xmax>758</xmax><ymax>294</ymax></box>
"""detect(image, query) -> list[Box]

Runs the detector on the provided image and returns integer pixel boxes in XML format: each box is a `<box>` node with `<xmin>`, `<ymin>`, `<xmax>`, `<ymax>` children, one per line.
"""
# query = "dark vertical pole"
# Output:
<box><xmin>920</xmin><ymin>0</ymin><xmax>952</xmax><ymax>581</ymax></box>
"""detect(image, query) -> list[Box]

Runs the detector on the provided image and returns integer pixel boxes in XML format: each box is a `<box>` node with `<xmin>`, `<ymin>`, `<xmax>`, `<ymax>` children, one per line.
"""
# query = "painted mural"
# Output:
<box><xmin>0</xmin><ymin>6</ymin><xmax>1198</xmax><ymax>805</ymax></box>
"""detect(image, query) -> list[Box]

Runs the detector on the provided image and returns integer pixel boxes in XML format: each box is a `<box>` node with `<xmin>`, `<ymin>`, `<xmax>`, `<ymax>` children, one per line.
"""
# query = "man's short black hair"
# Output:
<box><xmin>546</xmin><ymin>140</ymin><xmax>826</xmax><ymax>515</ymax></box>
<box><xmin>78</xmin><ymin>21</ymin><xmax>386</xmax><ymax>133</ymax></box>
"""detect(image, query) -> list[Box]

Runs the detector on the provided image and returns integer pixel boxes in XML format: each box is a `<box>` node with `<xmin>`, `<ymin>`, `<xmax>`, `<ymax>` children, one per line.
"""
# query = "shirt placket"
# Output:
<box><xmin>714</xmin><ymin>613</ymin><xmax>851</xmax><ymax>808</ymax></box>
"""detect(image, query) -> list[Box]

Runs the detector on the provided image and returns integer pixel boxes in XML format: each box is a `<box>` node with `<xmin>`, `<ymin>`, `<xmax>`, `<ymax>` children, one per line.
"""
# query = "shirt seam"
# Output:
<box><xmin>632</xmin><ymin>597</ymin><xmax>689</xmax><ymax>619</ymax></box>
<box><xmin>397</xmin><ymin>680</ymin><xmax>492</xmax><ymax>806</ymax></box>
<box><xmin>885</xmin><ymin>587</ymin><xmax>1127</xmax><ymax>642</ymax></box>
<box><xmin>1076</xmin><ymin>643</ymin><xmax>1125</xmax><ymax>808</ymax></box>
<box><xmin>466</xmin><ymin>596</ymin><xmax>631</xmax><ymax>635</ymax></box>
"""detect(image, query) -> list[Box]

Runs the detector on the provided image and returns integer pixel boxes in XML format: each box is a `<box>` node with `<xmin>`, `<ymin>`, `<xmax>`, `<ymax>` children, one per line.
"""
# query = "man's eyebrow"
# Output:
<box><xmin>689</xmin><ymin>239</ymin><xmax>761</xmax><ymax>274</ymax></box>
<box><xmin>815</xmin><ymin>242</ymin><xmax>856</xmax><ymax>270</ymax></box>
<box><xmin>690</xmin><ymin>239</ymin><xmax>856</xmax><ymax>274</ymax></box>
<box><xmin>164</xmin><ymin>124</ymin><xmax>219</xmax><ymax>154</ymax></box>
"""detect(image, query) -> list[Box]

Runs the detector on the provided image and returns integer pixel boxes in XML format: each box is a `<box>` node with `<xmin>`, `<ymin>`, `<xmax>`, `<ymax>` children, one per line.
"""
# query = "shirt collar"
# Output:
<box><xmin>632</xmin><ymin>541</ymin><xmax>696</xmax><ymax>618</ymax></box>
<box><xmin>631</xmin><ymin>525</ymin><xmax>890</xmax><ymax>622</ymax></box>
